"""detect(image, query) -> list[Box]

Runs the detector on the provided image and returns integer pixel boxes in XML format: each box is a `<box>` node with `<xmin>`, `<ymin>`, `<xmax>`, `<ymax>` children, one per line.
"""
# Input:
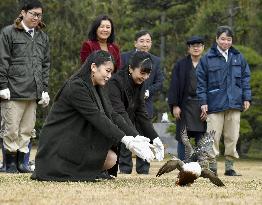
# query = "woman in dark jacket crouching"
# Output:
<box><xmin>108</xmin><ymin>51</ymin><xmax>164</xmax><ymax>174</ymax></box>
<box><xmin>31</xmin><ymin>51</ymin><xmax>154</xmax><ymax>182</ymax></box>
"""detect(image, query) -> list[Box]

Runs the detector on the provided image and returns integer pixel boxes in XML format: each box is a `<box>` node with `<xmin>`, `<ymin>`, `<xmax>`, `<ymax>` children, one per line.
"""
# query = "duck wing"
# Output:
<box><xmin>195</xmin><ymin>130</ymin><xmax>215</xmax><ymax>161</ymax></box>
<box><xmin>180</xmin><ymin>126</ymin><xmax>194</xmax><ymax>162</ymax></box>
<box><xmin>200</xmin><ymin>169</ymin><xmax>225</xmax><ymax>187</ymax></box>
<box><xmin>156</xmin><ymin>159</ymin><xmax>184</xmax><ymax>177</ymax></box>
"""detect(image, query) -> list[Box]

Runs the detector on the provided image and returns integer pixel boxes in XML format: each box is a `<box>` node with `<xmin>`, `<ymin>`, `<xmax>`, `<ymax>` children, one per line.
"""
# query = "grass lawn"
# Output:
<box><xmin>0</xmin><ymin>154</ymin><xmax>261</xmax><ymax>205</ymax></box>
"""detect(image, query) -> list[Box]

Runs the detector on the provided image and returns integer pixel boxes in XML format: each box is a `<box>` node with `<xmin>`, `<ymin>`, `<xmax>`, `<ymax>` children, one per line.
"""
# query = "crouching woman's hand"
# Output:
<box><xmin>121</xmin><ymin>136</ymin><xmax>155</xmax><ymax>162</ymax></box>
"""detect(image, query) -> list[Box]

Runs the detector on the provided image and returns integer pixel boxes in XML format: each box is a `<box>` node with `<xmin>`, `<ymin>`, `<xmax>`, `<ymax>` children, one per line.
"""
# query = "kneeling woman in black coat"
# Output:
<box><xmin>31</xmin><ymin>50</ymin><xmax>155</xmax><ymax>182</ymax></box>
<box><xmin>108</xmin><ymin>51</ymin><xmax>165</xmax><ymax>174</ymax></box>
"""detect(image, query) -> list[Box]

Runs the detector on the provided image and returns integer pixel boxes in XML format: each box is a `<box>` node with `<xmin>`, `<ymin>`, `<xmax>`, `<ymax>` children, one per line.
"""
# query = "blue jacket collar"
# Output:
<box><xmin>208</xmin><ymin>43</ymin><xmax>240</xmax><ymax>58</ymax></box>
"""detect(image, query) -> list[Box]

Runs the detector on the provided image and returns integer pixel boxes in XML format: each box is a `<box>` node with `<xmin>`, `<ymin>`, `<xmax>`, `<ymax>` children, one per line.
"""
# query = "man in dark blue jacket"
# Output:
<box><xmin>120</xmin><ymin>30</ymin><xmax>164</xmax><ymax>174</ymax></box>
<box><xmin>196</xmin><ymin>26</ymin><xmax>251</xmax><ymax>176</ymax></box>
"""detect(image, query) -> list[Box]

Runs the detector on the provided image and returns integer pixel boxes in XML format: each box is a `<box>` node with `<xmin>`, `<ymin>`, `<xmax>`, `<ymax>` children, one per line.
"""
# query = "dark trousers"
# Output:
<box><xmin>119</xmin><ymin>143</ymin><xmax>150</xmax><ymax>174</ymax></box>
<box><xmin>177</xmin><ymin>131</ymin><xmax>202</xmax><ymax>161</ymax></box>
<box><xmin>177</xmin><ymin>141</ymin><xmax>186</xmax><ymax>160</ymax></box>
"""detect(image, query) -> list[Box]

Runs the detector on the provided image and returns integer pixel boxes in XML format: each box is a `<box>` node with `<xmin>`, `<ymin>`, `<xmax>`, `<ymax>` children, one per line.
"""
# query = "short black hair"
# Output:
<box><xmin>129</xmin><ymin>51</ymin><xmax>152</xmax><ymax>74</ymax></box>
<box><xmin>21</xmin><ymin>0</ymin><xmax>43</xmax><ymax>11</ymax></box>
<box><xmin>134</xmin><ymin>30</ymin><xmax>152</xmax><ymax>41</ymax></box>
<box><xmin>88</xmin><ymin>15</ymin><xmax>115</xmax><ymax>43</ymax></box>
<box><xmin>216</xmin><ymin>26</ymin><xmax>234</xmax><ymax>38</ymax></box>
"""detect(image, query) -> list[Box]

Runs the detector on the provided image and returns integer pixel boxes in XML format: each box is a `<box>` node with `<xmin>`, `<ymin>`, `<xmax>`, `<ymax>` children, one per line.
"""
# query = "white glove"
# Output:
<box><xmin>0</xmin><ymin>88</ymin><xmax>10</xmax><ymax>100</ymax></box>
<box><xmin>144</xmin><ymin>89</ymin><xmax>149</xmax><ymax>99</ymax></box>
<box><xmin>153</xmin><ymin>137</ymin><xmax>164</xmax><ymax>161</ymax></box>
<box><xmin>121</xmin><ymin>136</ymin><xmax>155</xmax><ymax>162</ymax></box>
<box><xmin>134</xmin><ymin>135</ymin><xmax>150</xmax><ymax>143</ymax></box>
<box><xmin>38</xmin><ymin>91</ymin><xmax>50</xmax><ymax>108</ymax></box>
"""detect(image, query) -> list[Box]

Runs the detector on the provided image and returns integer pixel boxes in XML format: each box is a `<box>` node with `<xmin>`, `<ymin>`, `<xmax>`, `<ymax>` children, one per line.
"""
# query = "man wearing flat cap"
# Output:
<box><xmin>168</xmin><ymin>36</ymin><xmax>206</xmax><ymax>163</ymax></box>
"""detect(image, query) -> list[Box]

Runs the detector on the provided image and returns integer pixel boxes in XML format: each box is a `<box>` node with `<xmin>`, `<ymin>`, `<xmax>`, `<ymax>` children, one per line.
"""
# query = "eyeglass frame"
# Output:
<box><xmin>27</xmin><ymin>11</ymin><xmax>43</xmax><ymax>19</ymax></box>
<box><xmin>188</xmin><ymin>43</ymin><xmax>204</xmax><ymax>48</ymax></box>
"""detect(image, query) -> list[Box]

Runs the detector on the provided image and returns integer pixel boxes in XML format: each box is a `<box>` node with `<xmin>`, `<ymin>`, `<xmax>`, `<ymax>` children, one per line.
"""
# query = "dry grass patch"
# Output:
<box><xmin>0</xmin><ymin>160</ymin><xmax>261</xmax><ymax>205</ymax></box>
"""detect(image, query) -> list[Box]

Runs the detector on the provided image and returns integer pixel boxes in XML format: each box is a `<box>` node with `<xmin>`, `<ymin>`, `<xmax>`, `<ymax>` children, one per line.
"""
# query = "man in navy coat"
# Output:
<box><xmin>120</xmin><ymin>30</ymin><xmax>164</xmax><ymax>174</ymax></box>
<box><xmin>197</xmin><ymin>26</ymin><xmax>251</xmax><ymax>176</ymax></box>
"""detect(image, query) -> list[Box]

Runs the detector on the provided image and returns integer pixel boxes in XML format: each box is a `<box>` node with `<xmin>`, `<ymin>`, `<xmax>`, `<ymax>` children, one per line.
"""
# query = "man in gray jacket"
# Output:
<box><xmin>0</xmin><ymin>0</ymin><xmax>50</xmax><ymax>173</ymax></box>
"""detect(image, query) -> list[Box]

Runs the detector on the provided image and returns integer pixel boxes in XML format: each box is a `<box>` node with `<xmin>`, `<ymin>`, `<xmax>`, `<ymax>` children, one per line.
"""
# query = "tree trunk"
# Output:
<box><xmin>160</xmin><ymin>12</ymin><xmax>166</xmax><ymax>64</ymax></box>
<box><xmin>228</xmin><ymin>0</ymin><xmax>234</xmax><ymax>28</ymax></box>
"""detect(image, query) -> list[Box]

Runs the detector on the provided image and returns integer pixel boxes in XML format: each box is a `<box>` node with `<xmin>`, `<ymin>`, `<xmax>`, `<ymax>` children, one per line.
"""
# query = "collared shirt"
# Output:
<box><xmin>217</xmin><ymin>46</ymin><xmax>228</xmax><ymax>62</ymax></box>
<box><xmin>21</xmin><ymin>21</ymin><xmax>34</xmax><ymax>37</ymax></box>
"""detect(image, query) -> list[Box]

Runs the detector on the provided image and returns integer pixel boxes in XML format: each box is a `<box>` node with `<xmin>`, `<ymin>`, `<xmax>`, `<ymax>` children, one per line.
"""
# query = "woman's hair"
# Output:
<box><xmin>86</xmin><ymin>50</ymin><xmax>115</xmax><ymax>70</ymax></box>
<box><xmin>88</xmin><ymin>15</ymin><xmax>115</xmax><ymax>43</ymax></box>
<box><xmin>55</xmin><ymin>50</ymin><xmax>114</xmax><ymax>102</ymax></box>
<box><xmin>21</xmin><ymin>0</ymin><xmax>43</xmax><ymax>11</ymax></box>
<box><xmin>216</xmin><ymin>25</ymin><xmax>234</xmax><ymax>38</ymax></box>
<box><xmin>129</xmin><ymin>51</ymin><xmax>152</xmax><ymax>74</ymax></box>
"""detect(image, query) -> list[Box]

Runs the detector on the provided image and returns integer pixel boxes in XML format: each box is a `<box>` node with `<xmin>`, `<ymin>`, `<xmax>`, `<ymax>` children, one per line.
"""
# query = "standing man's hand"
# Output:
<box><xmin>173</xmin><ymin>106</ymin><xmax>181</xmax><ymax>120</ymax></box>
<box><xmin>200</xmin><ymin>104</ymin><xmax>208</xmax><ymax>121</ymax></box>
<box><xmin>0</xmin><ymin>88</ymin><xmax>10</xmax><ymax>100</ymax></box>
<box><xmin>243</xmin><ymin>101</ymin><xmax>250</xmax><ymax>112</ymax></box>
<box><xmin>38</xmin><ymin>91</ymin><xmax>50</xmax><ymax>108</ymax></box>
<box><xmin>144</xmin><ymin>89</ymin><xmax>149</xmax><ymax>99</ymax></box>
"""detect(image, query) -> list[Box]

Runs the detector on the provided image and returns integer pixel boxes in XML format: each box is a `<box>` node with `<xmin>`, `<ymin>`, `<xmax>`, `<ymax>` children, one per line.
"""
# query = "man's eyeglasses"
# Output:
<box><xmin>189</xmin><ymin>44</ymin><xmax>203</xmax><ymax>48</ymax></box>
<box><xmin>28</xmin><ymin>11</ymin><xmax>42</xmax><ymax>19</ymax></box>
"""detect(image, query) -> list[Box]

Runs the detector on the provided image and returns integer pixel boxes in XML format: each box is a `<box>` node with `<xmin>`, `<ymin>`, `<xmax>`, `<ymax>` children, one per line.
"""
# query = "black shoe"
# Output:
<box><xmin>119</xmin><ymin>170</ymin><xmax>131</xmax><ymax>174</ymax></box>
<box><xmin>224</xmin><ymin>169</ymin><xmax>242</xmax><ymax>176</ymax></box>
<box><xmin>210</xmin><ymin>168</ymin><xmax>218</xmax><ymax>176</ymax></box>
<box><xmin>96</xmin><ymin>171</ymin><xmax>115</xmax><ymax>180</ymax></box>
<box><xmin>137</xmin><ymin>171</ymin><xmax>149</xmax><ymax>175</ymax></box>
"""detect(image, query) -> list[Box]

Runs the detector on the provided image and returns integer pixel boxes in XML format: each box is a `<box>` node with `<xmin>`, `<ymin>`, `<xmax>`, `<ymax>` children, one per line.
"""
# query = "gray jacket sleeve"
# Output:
<box><xmin>0</xmin><ymin>28</ymin><xmax>11</xmax><ymax>90</ymax></box>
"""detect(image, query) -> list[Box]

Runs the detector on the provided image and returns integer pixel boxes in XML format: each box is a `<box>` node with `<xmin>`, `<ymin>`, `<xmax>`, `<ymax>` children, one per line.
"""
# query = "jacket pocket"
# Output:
<box><xmin>11</xmin><ymin>57</ymin><xmax>26</xmax><ymax>65</ymax></box>
<box><xmin>8</xmin><ymin>65</ymin><xmax>26</xmax><ymax>77</ymax></box>
<box><xmin>232</xmin><ymin>63</ymin><xmax>242</xmax><ymax>88</ymax></box>
<box><xmin>234</xmin><ymin>69</ymin><xmax>242</xmax><ymax>88</ymax></box>
<box><xmin>208</xmin><ymin>66</ymin><xmax>222</xmax><ymax>88</ymax></box>
<box><xmin>12</xmin><ymin>40</ymin><xmax>27</xmax><ymax>57</ymax></box>
<box><xmin>36</xmin><ymin>41</ymin><xmax>46</xmax><ymax>60</ymax></box>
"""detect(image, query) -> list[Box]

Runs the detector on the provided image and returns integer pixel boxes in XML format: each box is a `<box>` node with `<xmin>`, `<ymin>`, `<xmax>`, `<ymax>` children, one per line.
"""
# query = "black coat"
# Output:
<box><xmin>168</xmin><ymin>55</ymin><xmax>192</xmax><ymax>110</ymax></box>
<box><xmin>107</xmin><ymin>69</ymin><xmax>159</xmax><ymax>141</ymax></box>
<box><xmin>121</xmin><ymin>50</ymin><xmax>164</xmax><ymax>118</ymax></box>
<box><xmin>168</xmin><ymin>55</ymin><xmax>206</xmax><ymax>140</ymax></box>
<box><xmin>32</xmin><ymin>64</ymin><xmax>138</xmax><ymax>182</ymax></box>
